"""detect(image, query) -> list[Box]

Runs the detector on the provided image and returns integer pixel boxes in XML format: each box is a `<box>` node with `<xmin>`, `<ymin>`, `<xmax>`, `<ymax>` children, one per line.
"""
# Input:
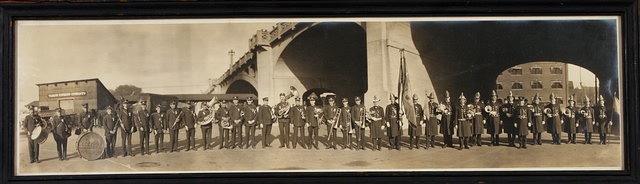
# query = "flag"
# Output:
<box><xmin>398</xmin><ymin>50</ymin><xmax>416</xmax><ymax>126</ymax></box>
<box><xmin>612</xmin><ymin>92</ymin><xmax>620</xmax><ymax>125</ymax></box>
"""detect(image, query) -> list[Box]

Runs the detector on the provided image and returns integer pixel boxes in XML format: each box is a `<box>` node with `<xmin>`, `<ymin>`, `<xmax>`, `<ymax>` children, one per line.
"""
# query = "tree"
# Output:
<box><xmin>110</xmin><ymin>85</ymin><xmax>143</xmax><ymax>98</ymax></box>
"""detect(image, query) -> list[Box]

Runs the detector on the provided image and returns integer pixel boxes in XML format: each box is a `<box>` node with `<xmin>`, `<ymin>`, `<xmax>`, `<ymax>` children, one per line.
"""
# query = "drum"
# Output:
<box><xmin>76</xmin><ymin>132</ymin><xmax>105</xmax><ymax>161</ymax></box>
<box><xmin>30</xmin><ymin>126</ymin><xmax>48</xmax><ymax>144</ymax></box>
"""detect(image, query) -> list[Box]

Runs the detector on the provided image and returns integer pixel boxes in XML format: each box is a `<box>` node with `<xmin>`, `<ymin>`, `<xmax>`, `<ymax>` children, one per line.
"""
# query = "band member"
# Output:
<box><xmin>198</xmin><ymin>103</ymin><xmax>213</xmax><ymax>150</ymax></box>
<box><xmin>257</xmin><ymin>97</ymin><xmax>275</xmax><ymax>148</ymax></box>
<box><xmin>440</xmin><ymin>91</ymin><xmax>454</xmax><ymax>148</ymax></box>
<box><xmin>352</xmin><ymin>96</ymin><xmax>367</xmax><ymax>150</ymax></box>
<box><xmin>243</xmin><ymin>97</ymin><xmax>258</xmax><ymax>149</ymax></box>
<box><xmin>580</xmin><ymin>96</ymin><xmax>595</xmax><ymax>144</ymax></box>
<box><xmin>469</xmin><ymin>92</ymin><xmax>484</xmax><ymax>147</ymax></box>
<box><xmin>454</xmin><ymin>92</ymin><xmax>472</xmax><ymax>150</ymax></box>
<box><xmin>340</xmin><ymin>98</ymin><xmax>353</xmax><ymax>149</ymax></box>
<box><xmin>151</xmin><ymin>104</ymin><xmax>165</xmax><ymax>153</ymax></box>
<box><xmin>182</xmin><ymin>102</ymin><xmax>197</xmax><ymax>151</ymax></box>
<box><xmin>424</xmin><ymin>92</ymin><xmax>439</xmax><ymax>149</ymax></box>
<box><xmin>102</xmin><ymin>106</ymin><xmax>118</xmax><ymax>158</ymax></box>
<box><xmin>24</xmin><ymin>106</ymin><xmax>42</xmax><ymax>163</ymax></box>
<box><xmin>229</xmin><ymin>96</ymin><xmax>243</xmax><ymax>149</ymax></box>
<box><xmin>51</xmin><ymin>108</ymin><xmax>71</xmax><ymax>160</ymax></box>
<box><xmin>501</xmin><ymin>91</ymin><xmax>516</xmax><ymax>147</ymax></box>
<box><xmin>408</xmin><ymin>94</ymin><xmax>424</xmax><ymax>150</ymax></box>
<box><xmin>216</xmin><ymin>100</ymin><xmax>231</xmax><ymax>149</ymax></box>
<box><xmin>291</xmin><ymin>97</ymin><xmax>306</xmax><ymax>149</ymax></box>
<box><xmin>595</xmin><ymin>95</ymin><xmax>611</xmax><ymax>145</ymax></box>
<box><xmin>324</xmin><ymin>97</ymin><xmax>340</xmax><ymax>149</ymax></box>
<box><xmin>275</xmin><ymin>93</ymin><xmax>292</xmax><ymax>148</ymax></box>
<box><xmin>385</xmin><ymin>94</ymin><xmax>402</xmax><ymax>150</ymax></box>
<box><xmin>546</xmin><ymin>93</ymin><xmax>563</xmax><ymax>145</ymax></box>
<box><xmin>135</xmin><ymin>101</ymin><xmax>151</xmax><ymax>155</ymax></box>
<box><xmin>530</xmin><ymin>93</ymin><xmax>545</xmax><ymax>145</ymax></box>
<box><xmin>78</xmin><ymin>103</ymin><xmax>95</xmax><ymax>132</ymax></box>
<box><xmin>118</xmin><ymin>101</ymin><xmax>134</xmax><ymax>156</ymax></box>
<box><xmin>306</xmin><ymin>93</ymin><xmax>322</xmax><ymax>150</ymax></box>
<box><xmin>367</xmin><ymin>96</ymin><xmax>385</xmax><ymax>151</ymax></box>
<box><xmin>486</xmin><ymin>90</ymin><xmax>502</xmax><ymax>146</ymax></box>
<box><xmin>166</xmin><ymin>101</ymin><xmax>182</xmax><ymax>152</ymax></box>
<box><xmin>563</xmin><ymin>95</ymin><xmax>578</xmax><ymax>144</ymax></box>
<box><xmin>515</xmin><ymin>97</ymin><xmax>530</xmax><ymax>149</ymax></box>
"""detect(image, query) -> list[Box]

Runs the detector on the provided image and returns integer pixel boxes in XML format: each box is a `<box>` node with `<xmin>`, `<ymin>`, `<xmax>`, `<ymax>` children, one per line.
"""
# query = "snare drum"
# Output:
<box><xmin>30</xmin><ymin>126</ymin><xmax>48</xmax><ymax>144</ymax></box>
<box><xmin>76</xmin><ymin>132</ymin><xmax>105</xmax><ymax>161</ymax></box>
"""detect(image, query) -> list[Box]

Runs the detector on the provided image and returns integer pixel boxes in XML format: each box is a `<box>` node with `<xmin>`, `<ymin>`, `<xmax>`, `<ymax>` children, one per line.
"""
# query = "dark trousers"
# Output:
<box><xmin>507</xmin><ymin>133</ymin><xmax>516</xmax><ymax>146</ymax></box>
<box><xmin>425</xmin><ymin>135</ymin><xmax>436</xmax><ymax>148</ymax></box>
<box><xmin>201</xmin><ymin>126</ymin><xmax>212</xmax><ymax>150</ymax></box>
<box><xmin>551</xmin><ymin>133</ymin><xmax>561</xmax><ymax>144</ymax></box>
<box><xmin>567</xmin><ymin>133</ymin><xmax>576</xmax><ymax>143</ymax></box>
<box><xmin>292</xmin><ymin>126</ymin><xmax>306</xmax><ymax>149</ymax></box>
<box><xmin>472</xmin><ymin>134</ymin><xmax>482</xmax><ymax>146</ymax></box>
<box><xmin>327</xmin><ymin>128</ymin><xmax>337</xmax><ymax>148</ymax></box>
<box><xmin>392</xmin><ymin>136</ymin><xmax>401</xmax><ymax>150</ymax></box>
<box><xmin>231</xmin><ymin>125</ymin><xmax>243</xmax><ymax>148</ymax></box>
<box><xmin>138</xmin><ymin>131</ymin><xmax>150</xmax><ymax>155</ymax></box>
<box><xmin>28</xmin><ymin>138</ymin><xmax>39</xmax><ymax>163</ymax></box>
<box><xmin>519</xmin><ymin>135</ymin><xmax>528</xmax><ymax>148</ymax></box>
<box><xmin>532</xmin><ymin>133</ymin><xmax>542</xmax><ymax>145</ymax></box>
<box><xmin>307</xmin><ymin>126</ymin><xmax>319</xmax><ymax>149</ymax></box>
<box><xmin>121</xmin><ymin>132</ymin><xmax>133</xmax><ymax>156</ymax></box>
<box><xmin>599</xmin><ymin>132</ymin><xmax>608</xmax><ymax>144</ymax></box>
<box><xmin>342</xmin><ymin>129</ymin><xmax>351</xmax><ymax>149</ymax></box>
<box><xmin>458</xmin><ymin>137</ymin><xmax>470</xmax><ymax>149</ymax></box>
<box><xmin>53</xmin><ymin>134</ymin><xmax>67</xmax><ymax>160</ymax></box>
<box><xmin>584</xmin><ymin>132</ymin><xmax>592</xmax><ymax>144</ymax></box>
<box><xmin>186</xmin><ymin>128</ymin><xmax>196</xmax><ymax>150</ymax></box>
<box><xmin>154</xmin><ymin>132</ymin><xmax>164</xmax><ymax>153</ymax></box>
<box><xmin>262</xmin><ymin>124</ymin><xmax>272</xmax><ymax>147</ymax></box>
<box><xmin>218</xmin><ymin>124</ymin><xmax>230</xmax><ymax>149</ymax></box>
<box><xmin>169</xmin><ymin>129</ymin><xmax>179</xmax><ymax>151</ymax></box>
<box><xmin>355</xmin><ymin>128</ymin><xmax>365</xmax><ymax>149</ymax></box>
<box><xmin>244</xmin><ymin>125</ymin><xmax>256</xmax><ymax>148</ymax></box>
<box><xmin>442</xmin><ymin>134</ymin><xmax>453</xmax><ymax>148</ymax></box>
<box><xmin>105</xmin><ymin>133</ymin><xmax>116</xmax><ymax>158</ymax></box>
<box><xmin>490</xmin><ymin>134</ymin><xmax>500</xmax><ymax>145</ymax></box>
<box><xmin>278</xmin><ymin>120</ymin><xmax>290</xmax><ymax>147</ymax></box>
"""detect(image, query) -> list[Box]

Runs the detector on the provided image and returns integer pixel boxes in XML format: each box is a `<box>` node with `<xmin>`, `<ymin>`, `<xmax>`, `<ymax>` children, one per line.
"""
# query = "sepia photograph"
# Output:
<box><xmin>14</xmin><ymin>16</ymin><xmax>623</xmax><ymax>175</ymax></box>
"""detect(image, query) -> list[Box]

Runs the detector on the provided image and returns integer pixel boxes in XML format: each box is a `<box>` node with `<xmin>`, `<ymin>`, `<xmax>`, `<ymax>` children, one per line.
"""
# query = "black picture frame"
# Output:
<box><xmin>1</xmin><ymin>0</ymin><xmax>638</xmax><ymax>183</ymax></box>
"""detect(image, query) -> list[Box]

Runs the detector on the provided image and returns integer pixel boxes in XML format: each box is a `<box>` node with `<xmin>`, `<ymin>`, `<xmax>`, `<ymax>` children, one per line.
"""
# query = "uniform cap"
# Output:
<box><xmin>412</xmin><ymin>94</ymin><xmax>419</xmax><ymax>100</ymax></box>
<box><xmin>445</xmin><ymin>90</ymin><xmax>450</xmax><ymax>98</ymax></box>
<box><xmin>170</xmin><ymin>101</ymin><xmax>177</xmax><ymax>105</ymax></box>
<box><xmin>328</xmin><ymin>97</ymin><xmax>335</xmax><ymax>102</ymax></box>
<box><xmin>549</xmin><ymin>93</ymin><xmax>556</xmax><ymax>100</ymax></box>
<box><xmin>508</xmin><ymin>91</ymin><xmax>514</xmax><ymax>98</ymax></box>
<box><xmin>584</xmin><ymin>96</ymin><xmax>590</xmax><ymax>102</ymax></box>
<box><xmin>155</xmin><ymin>104</ymin><xmax>161</xmax><ymax>108</ymax></box>
<box><xmin>55</xmin><ymin>107</ymin><xmax>63</xmax><ymax>112</ymax></box>
<box><xmin>427</xmin><ymin>92</ymin><xmax>435</xmax><ymax>99</ymax></box>
<box><xmin>598</xmin><ymin>95</ymin><xmax>604</xmax><ymax>102</ymax></box>
<box><xmin>106</xmin><ymin>106</ymin><xmax>113</xmax><ymax>110</ymax></box>
<box><xmin>295</xmin><ymin>97</ymin><xmax>301</xmax><ymax>101</ymax></box>
<box><xmin>533</xmin><ymin>93</ymin><xmax>540</xmax><ymax>100</ymax></box>
<box><xmin>491</xmin><ymin>90</ymin><xmax>497</xmax><ymax>97</ymax></box>
<box><xmin>474</xmin><ymin>92</ymin><xmax>481</xmax><ymax>99</ymax></box>
<box><xmin>140</xmin><ymin>101</ymin><xmax>147</xmax><ymax>105</ymax></box>
<box><xmin>262</xmin><ymin>97</ymin><xmax>269</xmax><ymax>101</ymax></box>
<box><xmin>459</xmin><ymin>92</ymin><xmax>466</xmax><ymax>100</ymax></box>
<box><xmin>279</xmin><ymin>93</ymin><xmax>286</xmax><ymax>97</ymax></box>
<box><xmin>308</xmin><ymin>93</ymin><xmax>318</xmax><ymax>101</ymax></box>
<box><xmin>82</xmin><ymin>103</ymin><xmax>89</xmax><ymax>107</ymax></box>
<box><xmin>342</xmin><ymin>98</ymin><xmax>349</xmax><ymax>103</ymax></box>
<box><xmin>355</xmin><ymin>96</ymin><xmax>362</xmax><ymax>101</ymax></box>
<box><xmin>233</xmin><ymin>96</ymin><xmax>239</xmax><ymax>100</ymax></box>
<box><xmin>373</xmin><ymin>95</ymin><xmax>381</xmax><ymax>102</ymax></box>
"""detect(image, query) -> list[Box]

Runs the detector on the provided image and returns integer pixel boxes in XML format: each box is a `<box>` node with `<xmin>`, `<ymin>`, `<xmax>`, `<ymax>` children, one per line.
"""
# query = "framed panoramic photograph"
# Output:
<box><xmin>1</xmin><ymin>1</ymin><xmax>638</xmax><ymax>183</ymax></box>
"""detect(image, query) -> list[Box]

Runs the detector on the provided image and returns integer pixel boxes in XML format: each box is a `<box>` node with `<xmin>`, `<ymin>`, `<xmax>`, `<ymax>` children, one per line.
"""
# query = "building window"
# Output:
<box><xmin>551</xmin><ymin>81</ymin><xmax>563</xmax><ymax>89</ymax></box>
<box><xmin>496</xmin><ymin>83</ymin><xmax>503</xmax><ymax>90</ymax></box>
<box><xmin>531</xmin><ymin>81</ymin><xmax>543</xmax><ymax>89</ymax></box>
<box><xmin>530</xmin><ymin>67</ymin><xmax>543</xmax><ymax>74</ymax></box>
<box><xmin>512</xmin><ymin>82</ymin><xmax>523</xmax><ymax>90</ymax></box>
<box><xmin>550</xmin><ymin>66</ymin><xmax>563</xmax><ymax>74</ymax></box>
<box><xmin>508</xmin><ymin>67</ymin><xmax>523</xmax><ymax>75</ymax></box>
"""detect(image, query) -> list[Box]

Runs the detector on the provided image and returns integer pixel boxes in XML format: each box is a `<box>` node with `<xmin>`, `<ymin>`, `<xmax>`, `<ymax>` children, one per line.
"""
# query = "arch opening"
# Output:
<box><xmin>226</xmin><ymin>80</ymin><xmax>258</xmax><ymax>96</ymax></box>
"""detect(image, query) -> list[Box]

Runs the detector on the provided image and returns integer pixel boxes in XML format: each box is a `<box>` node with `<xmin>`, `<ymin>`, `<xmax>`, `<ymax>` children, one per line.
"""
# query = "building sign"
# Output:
<box><xmin>48</xmin><ymin>91</ymin><xmax>87</xmax><ymax>98</ymax></box>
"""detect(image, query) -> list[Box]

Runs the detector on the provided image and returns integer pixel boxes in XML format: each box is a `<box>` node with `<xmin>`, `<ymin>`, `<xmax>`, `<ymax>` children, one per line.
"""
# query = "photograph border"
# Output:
<box><xmin>1</xmin><ymin>1</ymin><xmax>638</xmax><ymax>183</ymax></box>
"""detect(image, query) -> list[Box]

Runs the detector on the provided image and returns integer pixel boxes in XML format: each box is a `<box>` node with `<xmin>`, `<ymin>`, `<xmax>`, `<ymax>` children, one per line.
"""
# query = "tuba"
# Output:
<box><xmin>484</xmin><ymin>105</ymin><xmax>493</xmax><ymax>113</ymax></box>
<box><xmin>221</xmin><ymin>117</ymin><xmax>232</xmax><ymax>129</ymax></box>
<box><xmin>197</xmin><ymin>111</ymin><xmax>215</xmax><ymax>126</ymax></box>
<box><xmin>278</xmin><ymin>105</ymin><xmax>290</xmax><ymax>118</ymax></box>
<box><xmin>544</xmin><ymin>107</ymin><xmax>553</xmax><ymax>117</ymax></box>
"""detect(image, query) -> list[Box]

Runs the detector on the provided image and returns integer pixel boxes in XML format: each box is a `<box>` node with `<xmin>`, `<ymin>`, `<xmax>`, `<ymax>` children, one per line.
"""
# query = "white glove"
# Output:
<box><xmin>576</xmin><ymin>123</ymin><xmax>579</xmax><ymax>127</ymax></box>
<box><xmin>500</xmin><ymin>120</ymin><xmax>503</xmax><ymax>125</ymax></box>
<box><xmin>592</xmin><ymin>121</ymin><xmax>595</xmax><ymax>125</ymax></box>
<box><xmin>528</xmin><ymin>122</ymin><xmax>531</xmax><ymax>127</ymax></box>
<box><xmin>514</xmin><ymin>123</ymin><xmax>518</xmax><ymax>128</ymax></box>
<box><xmin>386</xmin><ymin>121</ymin><xmax>390</xmax><ymax>127</ymax></box>
<box><xmin>381</xmin><ymin>126</ymin><xmax>385</xmax><ymax>129</ymax></box>
<box><xmin>483</xmin><ymin>120</ymin><xmax>486</xmax><ymax>124</ymax></box>
<box><xmin>561</xmin><ymin>120</ymin><xmax>564</xmax><ymax>124</ymax></box>
<box><xmin>609</xmin><ymin>121</ymin><xmax>613</xmax><ymax>126</ymax></box>
<box><xmin>542</xmin><ymin>121</ymin><xmax>546</xmax><ymax>125</ymax></box>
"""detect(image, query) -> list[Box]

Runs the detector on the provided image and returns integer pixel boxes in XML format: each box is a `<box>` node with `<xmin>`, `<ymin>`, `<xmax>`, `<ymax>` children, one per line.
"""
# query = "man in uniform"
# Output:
<box><xmin>51</xmin><ymin>108</ymin><xmax>71</xmax><ymax>161</ymax></box>
<box><xmin>291</xmin><ymin>97</ymin><xmax>306</xmax><ymax>149</ymax></box>
<box><xmin>440</xmin><ymin>91</ymin><xmax>454</xmax><ymax>148</ymax></box>
<box><xmin>563</xmin><ymin>95</ymin><xmax>578</xmax><ymax>144</ymax></box>
<box><xmin>454</xmin><ymin>92</ymin><xmax>472</xmax><ymax>150</ymax></box>
<box><xmin>306</xmin><ymin>93</ymin><xmax>322</xmax><ymax>150</ymax></box>
<box><xmin>369</xmin><ymin>96</ymin><xmax>385</xmax><ymax>151</ymax></box>
<box><xmin>102</xmin><ymin>106</ymin><xmax>118</xmax><ymax>158</ymax></box>
<box><xmin>135</xmin><ymin>101</ymin><xmax>151</xmax><ymax>155</ymax></box>
<box><xmin>257</xmin><ymin>97</ymin><xmax>275</xmax><ymax>148</ymax></box>
<box><xmin>595</xmin><ymin>95</ymin><xmax>611</xmax><ymax>145</ymax></box>
<box><xmin>530</xmin><ymin>93</ymin><xmax>545</xmax><ymax>145</ymax></box>
<box><xmin>197</xmin><ymin>103</ymin><xmax>213</xmax><ymax>150</ymax></box>
<box><xmin>166</xmin><ymin>101</ymin><xmax>182</xmax><ymax>152</ymax></box>
<box><xmin>78</xmin><ymin>103</ymin><xmax>95</xmax><ymax>133</ymax></box>
<box><xmin>385</xmin><ymin>94</ymin><xmax>402</xmax><ymax>150</ymax></box>
<box><xmin>471</xmin><ymin>92</ymin><xmax>484</xmax><ymax>147</ymax></box>
<box><xmin>150</xmin><ymin>104</ymin><xmax>165</xmax><ymax>153</ymax></box>
<box><xmin>182</xmin><ymin>102</ymin><xmax>197</xmax><ymax>151</ymax></box>
<box><xmin>274</xmin><ymin>93</ymin><xmax>292</xmax><ymax>148</ymax></box>
<box><xmin>424</xmin><ymin>92</ymin><xmax>439</xmax><ymax>149</ymax></box>
<box><xmin>352</xmin><ymin>96</ymin><xmax>367</xmax><ymax>150</ymax></box>
<box><xmin>514</xmin><ymin>97</ymin><xmax>531</xmax><ymax>149</ymax></box>
<box><xmin>501</xmin><ymin>91</ymin><xmax>516</xmax><ymax>147</ymax></box>
<box><xmin>216</xmin><ymin>100</ymin><xmax>231</xmax><ymax>149</ymax></box>
<box><xmin>324</xmin><ymin>97</ymin><xmax>340</xmax><ymax>149</ymax></box>
<box><xmin>546</xmin><ymin>93</ymin><xmax>562</xmax><ymax>145</ymax></box>
<box><xmin>243</xmin><ymin>97</ymin><xmax>258</xmax><ymax>149</ymax></box>
<box><xmin>229</xmin><ymin>96</ymin><xmax>244</xmax><ymax>149</ymax></box>
<box><xmin>24</xmin><ymin>105</ymin><xmax>42</xmax><ymax>163</ymax></box>
<box><xmin>118</xmin><ymin>101</ymin><xmax>134</xmax><ymax>157</ymax></box>
<box><xmin>408</xmin><ymin>94</ymin><xmax>424</xmax><ymax>150</ymax></box>
<box><xmin>580</xmin><ymin>96</ymin><xmax>595</xmax><ymax>144</ymax></box>
<box><xmin>340</xmin><ymin>98</ymin><xmax>353</xmax><ymax>149</ymax></box>
<box><xmin>486</xmin><ymin>90</ymin><xmax>502</xmax><ymax>146</ymax></box>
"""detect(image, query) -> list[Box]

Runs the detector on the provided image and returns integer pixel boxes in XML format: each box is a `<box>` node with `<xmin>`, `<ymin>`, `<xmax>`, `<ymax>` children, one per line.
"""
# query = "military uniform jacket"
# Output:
<box><xmin>324</xmin><ymin>105</ymin><xmax>339</xmax><ymax>126</ymax></box>
<box><xmin>291</xmin><ymin>105</ymin><xmax>306</xmax><ymax>127</ymax></box>
<box><xmin>453</xmin><ymin>104</ymin><xmax>472</xmax><ymax>137</ymax></box>
<box><xmin>52</xmin><ymin>115</ymin><xmax>71</xmax><ymax>137</ymax></box>
<box><xmin>545</xmin><ymin>103</ymin><xmax>562</xmax><ymax>134</ymax></box>
<box><xmin>165</xmin><ymin>108</ymin><xmax>181</xmax><ymax>130</ymax></box>
<box><xmin>530</xmin><ymin>104</ymin><xmax>545</xmax><ymax>133</ymax></box>
<box><xmin>150</xmin><ymin>112</ymin><xmax>164</xmax><ymax>133</ymax></box>
<box><xmin>486</xmin><ymin>101</ymin><xmax>502</xmax><ymax>134</ymax></box>
<box><xmin>242</xmin><ymin>104</ymin><xmax>258</xmax><ymax>126</ymax></box>
<box><xmin>501</xmin><ymin>103</ymin><xmax>516</xmax><ymax>134</ymax></box>
<box><xmin>424</xmin><ymin>101</ymin><xmax>439</xmax><ymax>136</ymax></box>
<box><xmin>229</xmin><ymin>104</ymin><xmax>243</xmax><ymax>126</ymax></box>
<box><xmin>135</xmin><ymin>109</ymin><xmax>151</xmax><ymax>132</ymax></box>
<box><xmin>102</xmin><ymin>113</ymin><xmax>118</xmax><ymax>135</ymax></box>
<box><xmin>351</xmin><ymin>104</ymin><xmax>366</xmax><ymax>129</ymax></box>
<box><xmin>257</xmin><ymin>104</ymin><xmax>274</xmax><ymax>125</ymax></box>
<box><xmin>581</xmin><ymin>106</ymin><xmax>594</xmax><ymax>133</ymax></box>
<box><xmin>24</xmin><ymin>114</ymin><xmax>42</xmax><ymax>138</ymax></box>
<box><xmin>340</xmin><ymin>106</ymin><xmax>352</xmax><ymax>130</ymax></box>
<box><xmin>78</xmin><ymin>110</ymin><xmax>95</xmax><ymax>130</ymax></box>
<box><xmin>409</xmin><ymin>103</ymin><xmax>424</xmax><ymax>136</ymax></box>
<box><xmin>215</xmin><ymin>107</ymin><xmax>231</xmax><ymax>126</ymax></box>
<box><xmin>439</xmin><ymin>102</ymin><xmax>454</xmax><ymax>135</ymax></box>
<box><xmin>197</xmin><ymin>109</ymin><xmax>212</xmax><ymax>128</ymax></box>
<box><xmin>563</xmin><ymin>106</ymin><xmax>578</xmax><ymax>134</ymax></box>
<box><xmin>514</xmin><ymin>105</ymin><xmax>530</xmax><ymax>136</ymax></box>
<box><xmin>274</xmin><ymin>102</ymin><xmax>291</xmax><ymax>122</ymax></box>
<box><xmin>385</xmin><ymin>104</ymin><xmax>401</xmax><ymax>137</ymax></box>
<box><xmin>181</xmin><ymin>108</ymin><xmax>196</xmax><ymax>129</ymax></box>
<box><xmin>306</xmin><ymin>105</ymin><xmax>323</xmax><ymax>127</ymax></box>
<box><xmin>471</xmin><ymin>101</ymin><xmax>484</xmax><ymax>135</ymax></box>
<box><xmin>369</xmin><ymin>105</ymin><xmax>385</xmax><ymax>138</ymax></box>
<box><xmin>117</xmin><ymin>109</ymin><xmax>134</xmax><ymax>133</ymax></box>
<box><xmin>594</xmin><ymin>105</ymin><xmax>609</xmax><ymax>133</ymax></box>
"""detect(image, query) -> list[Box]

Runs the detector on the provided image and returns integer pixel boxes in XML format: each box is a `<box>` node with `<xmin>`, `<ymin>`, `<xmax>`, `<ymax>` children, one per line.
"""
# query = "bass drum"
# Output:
<box><xmin>30</xmin><ymin>126</ymin><xmax>49</xmax><ymax>144</ymax></box>
<box><xmin>76</xmin><ymin>132</ymin><xmax>105</xmax><ymax>161</ymax></box>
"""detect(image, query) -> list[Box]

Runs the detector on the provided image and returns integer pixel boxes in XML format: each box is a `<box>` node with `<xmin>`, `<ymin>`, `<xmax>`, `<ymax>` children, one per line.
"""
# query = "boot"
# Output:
<box><xmin>409</xmin><ymin>137</ymin><xmax>413</xmax><ymax>150</ymax></box>
<box><xmin>476</xmin><ymin>135</ymin><xmax>482</xmax><ymax>146</ymax></box>
<box><xmin>416</xmin><ymin>138</ymin><xmax>421</xmax><ymax>149</ymax></box>
<box><xmin>464</xmin><ymin>137</ymin><xmax>470</xmax><ymax>149</ymax></box>
<box><xmin>430</xmin><ymin>136</ymin><xmax>436</xmax><ymax>148</ymax></box>
<box><xmin>458</xmin><ymin>139</ymin><xmax>464</xmax><ymax>150</ymax></box>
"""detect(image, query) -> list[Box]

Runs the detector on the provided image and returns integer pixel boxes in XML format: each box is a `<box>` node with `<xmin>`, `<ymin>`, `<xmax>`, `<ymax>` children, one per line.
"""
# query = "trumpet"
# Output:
<box><xmin>544</xmin><ymin>108</ymin><xmax>552</xmax><ymax>116</ymax></box>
